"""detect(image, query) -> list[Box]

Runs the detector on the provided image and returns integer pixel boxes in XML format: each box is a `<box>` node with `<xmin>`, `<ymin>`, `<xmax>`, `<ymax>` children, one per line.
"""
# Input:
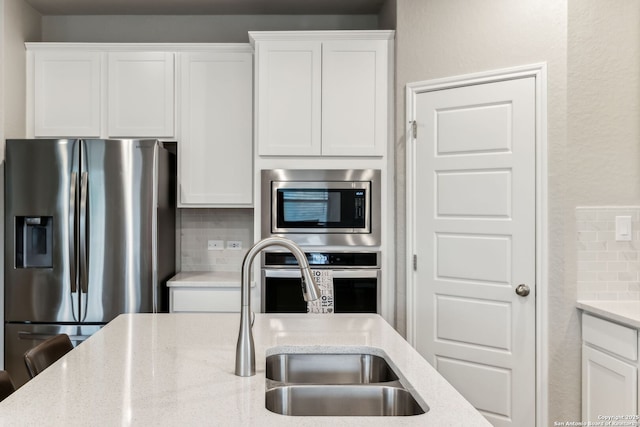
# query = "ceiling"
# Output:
<box><xmin>23</xmin><ymin>0</ymin><xmax>386</xmax><ymax>16</ymax></box>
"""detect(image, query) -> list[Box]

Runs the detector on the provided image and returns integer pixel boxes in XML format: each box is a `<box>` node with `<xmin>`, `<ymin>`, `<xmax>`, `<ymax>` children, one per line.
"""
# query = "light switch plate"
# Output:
<box><xmin>615</xmin><ymin>216</ymin><xmax>632</xmax><ymax>241</ymax></box>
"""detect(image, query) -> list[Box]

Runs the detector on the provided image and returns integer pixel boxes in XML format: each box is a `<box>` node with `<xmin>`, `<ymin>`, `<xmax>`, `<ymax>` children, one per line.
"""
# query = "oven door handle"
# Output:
<box><xmin>263</xmin><ymin>269</ymin><xmax>379</xmax><ymax>279</ymax></box>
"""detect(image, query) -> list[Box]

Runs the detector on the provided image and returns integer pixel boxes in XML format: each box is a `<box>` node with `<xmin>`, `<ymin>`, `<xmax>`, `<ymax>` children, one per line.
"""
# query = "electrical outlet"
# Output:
<box><xmin>227</xmin><ymin>240</ymin><xmax>242</xmax><ymax>250</ymax></box>
<box><xmin>207</xmin><ymin>240</ymin><xmax>224</xmax><ymax>250</ymax></box>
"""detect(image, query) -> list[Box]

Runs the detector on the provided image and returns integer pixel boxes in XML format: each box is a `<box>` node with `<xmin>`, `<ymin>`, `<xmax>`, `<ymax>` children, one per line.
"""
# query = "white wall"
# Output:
<box><xmin>395</xmin><ymin>0</ymin><xmax>570</xmax><ymax>423</ymax></box>
<box><xmin>567</xmin><ymin>0</ymin><xmax>640</xmax><ymax>204</ymax></box>
<box><xmin>568</xmin><ymin>0</ymin><xmax>640</xmax><ymax>303</ymax></box>
<box><xmin>42</xmin><ymin>14</ymin><xmax>378</xmax><ymax>43</ymax></box>
<box><xmin>377</xmin><ymin>0</ymin><xmax>396</xmax><ymax>31</ymax></box>
<box><xmin>3</xmin><ymin>0</ymin><xmax>40</xmax><ymax>142</ymax></box>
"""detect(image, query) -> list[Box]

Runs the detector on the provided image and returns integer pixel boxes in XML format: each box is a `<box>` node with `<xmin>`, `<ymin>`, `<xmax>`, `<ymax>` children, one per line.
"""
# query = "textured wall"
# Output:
<box><xmin>3</xmin><ymin>0</ymin><xmax>40</xmax><ymax>142</ymax></box>
<box><xmin>395</xmin><ymin>0</ymin><xmax>571</xmax><ymax>423</ymax></box>
<box><xmin>377</xmin><ymin>0</ymin><xmax>396</xmax><ymax>31</ymax></box>
<box><xmin>567</xmin><ymin>0</ymin><xmax>640</xmax><ymax>207</ymax></box>
<box><xmin>564</xmin><ymin>0</ymin><xmax>640</xmax><ymax>419</ymax></box>
<box><xmin>41</xmin><ymin>14</ymin><xmax>378</xmax><ymax>43</ymax></box>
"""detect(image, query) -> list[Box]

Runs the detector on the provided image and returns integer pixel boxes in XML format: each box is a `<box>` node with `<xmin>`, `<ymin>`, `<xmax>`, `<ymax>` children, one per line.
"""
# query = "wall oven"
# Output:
<box><xmin>261</xmin><ymin>169</ymin><xmax>381</xmax><ymax>247</ymax></box>
<box><xmin>261</xmin><ymin>251</ymin><xmax>380</xmax><ymax>313</ymax></box>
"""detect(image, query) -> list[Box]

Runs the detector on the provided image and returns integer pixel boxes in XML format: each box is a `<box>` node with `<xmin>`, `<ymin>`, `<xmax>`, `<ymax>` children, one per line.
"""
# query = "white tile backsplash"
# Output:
<box><xmin>576</xmin><ymin>207</ymin><xmax>640</xmax><ymax>300</ymax></box>
<box><xmin>180</xmin><ymin>208</ymin><xmax>253</xmax><ymax>272</ymax></box>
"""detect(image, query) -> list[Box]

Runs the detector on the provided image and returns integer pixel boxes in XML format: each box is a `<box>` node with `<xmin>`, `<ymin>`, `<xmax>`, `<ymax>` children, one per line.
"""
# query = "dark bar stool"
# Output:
<box><xmin>23</xmin><ymin>334</ymin><xmax>74</xmax><ymax>379</ymax></box>
<box><xmin>0</xmin><ymin>371</ymin><xmax>16</xmax><ymax>402</ymax></box>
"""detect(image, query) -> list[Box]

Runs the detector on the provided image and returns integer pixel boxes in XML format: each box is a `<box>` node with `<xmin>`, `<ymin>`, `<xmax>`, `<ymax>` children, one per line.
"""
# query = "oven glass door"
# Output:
<box><xmin>262</xmin><ymin>270</ymin><xmax>379</xmax><ymax>313</ymax></box>
<box><xmin>272</xmin><ymin>182</ymin><xmax>370</xmax><ymax>233</ymax></box>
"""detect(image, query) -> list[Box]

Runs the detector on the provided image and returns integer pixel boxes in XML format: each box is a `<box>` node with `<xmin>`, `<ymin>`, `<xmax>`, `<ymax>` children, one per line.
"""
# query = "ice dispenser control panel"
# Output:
<box><xmin>15</xmin><ymin>216</ymin><xmax>53</xmax><ymax>268</ymax></box>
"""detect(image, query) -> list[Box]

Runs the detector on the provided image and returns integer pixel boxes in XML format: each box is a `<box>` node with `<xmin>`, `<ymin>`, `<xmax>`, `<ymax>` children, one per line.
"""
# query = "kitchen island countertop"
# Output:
<box><xmin>0</xmin><ymin>313</ymin><xmax>489</xmax><ymax>426</ymax></box>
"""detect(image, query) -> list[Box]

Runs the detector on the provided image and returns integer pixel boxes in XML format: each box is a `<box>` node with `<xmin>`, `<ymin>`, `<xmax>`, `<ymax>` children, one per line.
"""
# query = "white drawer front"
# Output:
<box><xmin>170</xmin><ymin>288</ymin><xmax>240</xmax><ymax>313</ymax></box>
<box><xmin>582</xmin><ymin>313</ymin><xmax>638</xmax><ymax>361</ymax></box>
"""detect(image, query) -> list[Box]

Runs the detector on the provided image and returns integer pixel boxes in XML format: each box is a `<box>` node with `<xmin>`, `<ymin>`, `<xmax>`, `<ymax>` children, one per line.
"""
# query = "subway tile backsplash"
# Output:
<box><xmin>180</xmin><ymin>208</ymin><xmax>253</xmax><ymax>272</ymax></box>
<box><xmin>576</xmin><ymin>206</ymin><xmax>640</xmax><ymax>300</ymax></box>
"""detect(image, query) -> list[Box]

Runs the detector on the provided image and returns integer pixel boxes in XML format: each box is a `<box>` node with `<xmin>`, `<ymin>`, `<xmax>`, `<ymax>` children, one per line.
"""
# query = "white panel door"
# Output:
<box><xmin>179</xmin><ymin>51</ymin><xmax>253</xmax><ymax>206</ymax></box>
<box><xmin>321</xmin><ymin>40</ymin><xmax>387</xmax><ymax>156</ymax></box>
<box><xmin>34</xmin><ymin>51</ymin><xmax>101</xmax><ymax>137</ymax></box>
<box><xmin>256</xmin><ymin>41</ymin><xmax>321</xmax><ymax>156</ymax></box>
<box><xmin>412</xmin><ymin>77</ymin><xmax>536</xmax><ymax>426</ymax></box>
<box><xmin>108</xmin><ymin>52</ymin><xmax>175</xmax><ymax>137</ymax></box>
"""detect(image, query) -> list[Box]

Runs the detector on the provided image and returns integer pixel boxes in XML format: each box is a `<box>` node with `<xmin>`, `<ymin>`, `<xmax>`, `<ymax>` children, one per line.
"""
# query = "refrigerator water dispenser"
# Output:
<box><xmin>15</xmin><ymin>216</ymin><xmax>53</xmax><ymax>268</ymax></box>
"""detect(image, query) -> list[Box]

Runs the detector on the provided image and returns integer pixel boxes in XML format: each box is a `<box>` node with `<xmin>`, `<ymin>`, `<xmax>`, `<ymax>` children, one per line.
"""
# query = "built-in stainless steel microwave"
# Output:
<box><xmin>261</xmin><ymin>169</ymin><xmax>381</xmax><ymax>246</ymax></box>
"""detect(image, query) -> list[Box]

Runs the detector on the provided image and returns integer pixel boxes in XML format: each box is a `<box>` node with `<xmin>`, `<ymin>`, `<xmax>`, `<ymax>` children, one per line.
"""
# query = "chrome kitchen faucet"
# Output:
<box><xmin>235</xmin><ymin>237</ymin><xmax>319</xmax><ymax>377</ymax></box>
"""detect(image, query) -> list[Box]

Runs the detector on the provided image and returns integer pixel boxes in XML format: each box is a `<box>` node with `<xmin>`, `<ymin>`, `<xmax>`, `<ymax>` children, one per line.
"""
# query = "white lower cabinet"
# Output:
<box><xmin>582</xmin><ymin>313</ymin><xmax>639</xmax><ymax>422</ymax></box>
<box><xmin>170</xmin><ymin>288</ymin><xmax>240</xmax><ymax>313</ymax></box>
<box><xmin>167</xmin><ymin>272</ymin><xmax>250</xmax><ymax>313</ymax></box>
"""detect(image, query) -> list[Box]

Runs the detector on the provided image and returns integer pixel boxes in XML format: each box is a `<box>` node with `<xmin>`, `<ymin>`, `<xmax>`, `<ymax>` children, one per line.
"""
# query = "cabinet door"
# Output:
<box><xmin>582</xmin><ymin>345</ymin><xmax>638</xmax><ymax>422</ymax></box>
<box><xmin>108</xmin><ymin>52</ymin><xmax>175</xmax><ymax>137</ymax></box>
<box><xmin>179</xmin><ymin>51</ymin><xmax>253</xmax><ymax>206</ymax></box>
<box><xmin>256</xmin><ymin>41</ymin><xmax>321</xmax><ymax>156</ymax></box>
<box><xmin>33</xmin><ymin>51</ymin><xmax>101</xmax><ymax>137</ymax></box>
<box><xmin>321</xmin><ymin>40</ymin><xmax>388</xmax><ymax>156</ymax></box>
<box><xmin>170</xmin><ymin>288</ymin><xmax>240</xmax><ymax>313</ymax></box>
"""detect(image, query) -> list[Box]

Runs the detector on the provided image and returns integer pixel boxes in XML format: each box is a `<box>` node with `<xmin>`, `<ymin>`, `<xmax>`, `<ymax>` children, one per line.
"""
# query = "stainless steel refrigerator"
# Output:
<box><xmin>4</xmin><ymin>139</ymin><xmax>176</xmax><ymax>387</ymax></box>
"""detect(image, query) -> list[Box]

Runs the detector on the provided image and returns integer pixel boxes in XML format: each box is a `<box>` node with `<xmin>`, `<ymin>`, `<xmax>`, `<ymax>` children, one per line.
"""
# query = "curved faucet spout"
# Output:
<box><xmin>235</xmin><ymin>237</ymin><xmax>320</xmax><ymax>377</ymax></box>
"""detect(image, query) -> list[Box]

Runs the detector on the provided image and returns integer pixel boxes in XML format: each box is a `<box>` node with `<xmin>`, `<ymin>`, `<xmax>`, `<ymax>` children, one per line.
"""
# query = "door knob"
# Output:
<box><xmin>515</xmin><ymin>284</ymin><xmax>530</xmax><ymax>297</ymax></box>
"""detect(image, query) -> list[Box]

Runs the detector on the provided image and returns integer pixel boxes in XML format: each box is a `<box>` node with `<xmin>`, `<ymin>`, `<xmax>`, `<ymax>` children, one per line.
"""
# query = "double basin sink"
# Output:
<box><xmin>265</xmin><ymin>352</ymin><xmax>429</xmax><ymax>417</ymax></box>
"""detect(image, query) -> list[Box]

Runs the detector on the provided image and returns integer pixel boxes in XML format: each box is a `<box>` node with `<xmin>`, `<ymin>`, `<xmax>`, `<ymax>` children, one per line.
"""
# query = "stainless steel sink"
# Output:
<box><xmin>265</xmin><ymin>352</ymin><xmax>429</xmax><ymax>416</ymax></box>
<box><xmin>265</xmin><ymin>353</ymin><xmax>399</xmax><ymax>384</ymax></box>
<box><xmin>265</xmin><ymin>385</ymin><xmax>426</xmax><ymax>416</ymax></box>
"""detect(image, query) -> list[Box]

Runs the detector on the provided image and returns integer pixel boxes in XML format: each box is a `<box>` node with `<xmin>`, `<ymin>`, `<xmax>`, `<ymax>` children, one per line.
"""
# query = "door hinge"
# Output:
<box><xmin>413</xmin><ymin>254</ymin><xmax>417</xmax><ymax>271</ymax></box>
<box><xmin>410</xmin><ymin>120</ymin><xmax>417</xmax><ymax>139</ymax></box>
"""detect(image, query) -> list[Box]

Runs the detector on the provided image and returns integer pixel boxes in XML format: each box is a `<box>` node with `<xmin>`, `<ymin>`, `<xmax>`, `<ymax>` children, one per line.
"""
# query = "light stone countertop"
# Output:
<box><xmin>577</xmin><ymin>300</ymin><xmax>640</xmax><ymax>329</ymax></box>
<box><xmin>167</xmin><ymin>271</ymin><xmax>242</xmax><ymax>288</ymax></box>
<box><xmin>0</xmin><ymin>313</ymin><xmax>489</xmax><ymax>426</ymax></box>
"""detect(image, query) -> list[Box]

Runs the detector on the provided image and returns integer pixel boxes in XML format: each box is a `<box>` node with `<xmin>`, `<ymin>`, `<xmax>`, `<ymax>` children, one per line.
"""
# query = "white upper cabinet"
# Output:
<box><xmin>321</xmin><ymin>40</ymin><xmax>388</xmax><ymax>156</ymax></box>
<box><xmin>256</xmin><ymin>41</ymin><xmax>322</xmax><ymax>156</ymax></box>
<box><xmin>251</xmin><ymin>31</ymin><xmax>394</xmax><ymax>157</ymax></box>
<box><xmin>179</xmin><ymin>49</ymin><xmax>253</xmax><ymax>207</ymax></box>
<box><xmin>28</xmin><ymin>45</ymin><xmax>175</xmax><ymax>139</ymax></box>
<box><xmin>33</xmin><ymin>50</ymin><xmax>101</xmax><ymax>137</ymax></box>
<box><xmin>108</xmin><ymin>52</ymin><xmax>175</xmax><ymax>138</ymax></box>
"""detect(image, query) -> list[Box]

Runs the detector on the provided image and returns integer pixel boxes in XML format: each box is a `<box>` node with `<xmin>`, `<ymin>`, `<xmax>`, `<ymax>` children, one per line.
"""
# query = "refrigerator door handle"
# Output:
<box><xmin>69</xmin><ymin>172</ymin><xmax>78</xmax><ymax>293</ymax></box>
<box><xmin>79</xmin><ymin>171</ymin><xmax>89</xmax><ymax>296</ymax></box>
